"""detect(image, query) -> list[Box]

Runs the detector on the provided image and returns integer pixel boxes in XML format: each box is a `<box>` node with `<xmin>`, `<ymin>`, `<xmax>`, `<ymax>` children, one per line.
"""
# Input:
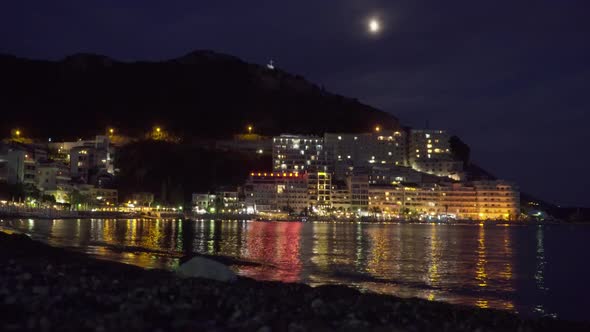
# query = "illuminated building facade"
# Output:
<box><xmin>192</xmin><ymin>193</ymin><xmax>216</xmax><ymax>213</ymax></box>
<box><xmin>217</xmin><ymin>190</ymin><xmax>245</xmax><ymax>213</ymax></box>
<box><xmin>245</xmin><ymin>172</ymin><xmax>309</xmax><ymax>213</ymax></box>
<box><xmin>439</xmin><ymin>182</ymin><xmax>479</xmax><ymax>219</ymax></box>
<box><xmin>324</xmin><ymin>131</ymin><xmax>407</xmax><ymax>180</ymax></box>
<box><xmin>49</xmin><ymin>135</ymin><xmax>115</xmax><ymax>183</ymax></box>
<box><xmin>308</xmin><ymin>171</ymin><xmax>331</xmax><ymax>209</ymax></box>
<box><xmin>76</xmin><ymin>184</ymin><xmax>118</xmax><ymax>206</ymax></box>
<box><xmin>0</xmin><ymin>143</ymin><xmax>47</xmax><ymax>187</ymax></box>
<box><xmin>368</xmin><ymin>165</ymin><xmax>425</xmax><ymax>185</ymax></box>
<box><xmin>272</xmin><ymin>135</ymin><xmax>327</xmax><ymax>173</ymax></box>
<box><xmin>409</xmin><ymin>129</ymin><xmax>463</xmax><ymax>180</ymax></box>
<box><xmin>330</xmin><ymin>182</ymin><xmax>351</xmax><ymax>211</ymax></box>
<box><xmin>347</xmin><ymin>174</ymin><xmax>369</xmax><ymax>212</ymax></box>
<box><xmin>412</xmin><ymin>160</ymin><xmax>464</xmax><ymax>181</ymax></box>
<box><xmin>473</xmin><ymin>180</ymin><xmax>520</xmax><ymax>220</ymax></box>
<box><xmin>366</xmin><ymin>181</ymin><xmax>520</xmax><ymax>220</ymax></box>
<box><xmin>36</xmin><ymin>161</ymin><xmax>72</xmax><ymax>193</ymax></box>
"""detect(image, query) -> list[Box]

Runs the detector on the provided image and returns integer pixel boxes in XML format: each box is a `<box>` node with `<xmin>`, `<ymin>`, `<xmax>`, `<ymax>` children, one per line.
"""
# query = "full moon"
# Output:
<box><xmin>368</xmin><ymin>19</ymin><xmax>381</xmax><ymax>34</ymax></box>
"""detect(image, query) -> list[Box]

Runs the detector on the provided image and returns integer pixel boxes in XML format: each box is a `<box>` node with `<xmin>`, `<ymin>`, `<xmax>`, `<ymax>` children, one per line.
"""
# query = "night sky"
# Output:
<box><xmin>2</xmin><ymin>1</ymin><xmax>589</xmax><ymax>207</ymax></box>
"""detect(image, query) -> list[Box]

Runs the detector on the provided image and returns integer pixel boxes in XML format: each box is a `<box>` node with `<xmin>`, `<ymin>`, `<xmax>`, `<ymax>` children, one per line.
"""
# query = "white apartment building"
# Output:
<box><xmin>192</xmin><ymin>193</ymin><xmax>216</xmax><ymax>213</ymax></box>
<box><xmin>36</xmin><ymin>161</ymin><xmax>71</xmax><ymax>192</ymax></box>
<box><xmin>49</xmin><ymin>135</ymin><xmax>115</xmax><ymax>183</ymax></box>
<box><xmin>0</xmin><ymin>143</ymin><xmax>47</xmax><ymax>187</ymax></box>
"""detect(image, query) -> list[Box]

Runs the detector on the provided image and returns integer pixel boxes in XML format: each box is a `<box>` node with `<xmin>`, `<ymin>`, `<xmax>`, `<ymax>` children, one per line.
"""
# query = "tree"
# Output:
<box><xmin>41</xmin><ymin>194</ymin><xmax>56</xmax><ymax>204</ymax></box>
<box><xmin>69</xmin><ymin>190</ymin><xmax>91</xmax><ymax>209</ymax></box>
<box><xmin>214</xmin><ymin>196</ymin><xmax>224</xmax><ymax>214</ymax></box>
<box><xmin>370</xmin><ymin>207</ymin><xmax>381</xmax><ymax>218</ymax></box>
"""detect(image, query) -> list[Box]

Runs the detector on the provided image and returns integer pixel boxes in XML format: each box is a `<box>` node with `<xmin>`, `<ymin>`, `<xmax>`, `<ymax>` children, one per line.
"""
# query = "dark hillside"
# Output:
<box><xmin>0</xmin><ymin>51</ymin><xmax>399</xmax><ymax>139</ymax></box>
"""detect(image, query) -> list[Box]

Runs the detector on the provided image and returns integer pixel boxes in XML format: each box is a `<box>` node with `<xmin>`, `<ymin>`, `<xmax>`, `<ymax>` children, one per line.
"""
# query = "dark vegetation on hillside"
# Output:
<box><xmin>0</xmin><ymin>51</ymin><xmax>399</xmax><ymax>139</ymax></box>
<box><xmin>114</xmin><ymin>141</ymin><xmax>270</xmax><ymax>204</ymax></box>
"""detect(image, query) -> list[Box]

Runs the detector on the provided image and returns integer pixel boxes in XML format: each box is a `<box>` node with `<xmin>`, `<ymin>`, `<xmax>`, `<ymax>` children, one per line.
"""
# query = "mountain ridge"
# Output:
<box><xmin>0</xmin><ymin>50</ymin><xmax>399</xmax><ymax>139</ymax></box>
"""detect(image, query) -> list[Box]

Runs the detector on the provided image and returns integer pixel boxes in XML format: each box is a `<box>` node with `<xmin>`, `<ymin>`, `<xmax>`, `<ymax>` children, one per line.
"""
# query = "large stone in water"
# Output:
<box><xmin>175</xmin><ymin>257</ymin><xmax>237</xmax><ymax>282</ymax></box>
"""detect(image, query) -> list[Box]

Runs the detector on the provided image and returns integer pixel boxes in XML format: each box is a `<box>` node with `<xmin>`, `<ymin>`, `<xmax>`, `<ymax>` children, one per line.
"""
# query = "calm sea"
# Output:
<box><xmin>1</xmin><ymin>219</ymin><xmax>589</xmax><ymax>321</ymax></box>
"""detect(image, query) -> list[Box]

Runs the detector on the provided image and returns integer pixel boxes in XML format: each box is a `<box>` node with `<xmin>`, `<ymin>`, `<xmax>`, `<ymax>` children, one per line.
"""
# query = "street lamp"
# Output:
<box><xmin>247</xmin><ymin>125</ymin><xmax>253</xmax><ymax>134</ymax></box>
<box><xmin>375</xmin><ymin>126</ymin><xmax>381</xmax><ymax>132</ymax></box>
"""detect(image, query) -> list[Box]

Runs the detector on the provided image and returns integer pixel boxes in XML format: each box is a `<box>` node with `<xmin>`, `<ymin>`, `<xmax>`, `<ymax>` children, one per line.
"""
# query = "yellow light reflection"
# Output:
<box><xmin>475</xmin><ymin>225</ymin><xmax>487</xmax><ymax>288</ymax></box>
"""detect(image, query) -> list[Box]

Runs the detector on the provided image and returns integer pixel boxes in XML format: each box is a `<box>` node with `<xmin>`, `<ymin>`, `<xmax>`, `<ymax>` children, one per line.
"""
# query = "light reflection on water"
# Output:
<box><xmin>2</xmin><ymin>218</ymin><xmax>590</xmax><ymax>321</ymax></box>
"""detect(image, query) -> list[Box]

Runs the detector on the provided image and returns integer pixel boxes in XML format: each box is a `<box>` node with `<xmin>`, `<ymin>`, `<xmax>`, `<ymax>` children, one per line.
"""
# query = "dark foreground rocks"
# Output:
<box><xmin>0</xmin><ymin>232</ymin><xmax>588</xmax><ymax>332</ymax></box>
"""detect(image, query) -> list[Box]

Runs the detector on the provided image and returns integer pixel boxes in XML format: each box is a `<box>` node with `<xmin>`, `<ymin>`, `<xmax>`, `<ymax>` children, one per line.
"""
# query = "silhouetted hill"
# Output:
<box><xmin>114</xmin><ymin>140</ymin><xmax>270</xmax><ymax>203</ymax></box>
<box><xmin>0</xmin><ymin>51</ymin><xmax>399</xmax><ymax>139</ymax></box>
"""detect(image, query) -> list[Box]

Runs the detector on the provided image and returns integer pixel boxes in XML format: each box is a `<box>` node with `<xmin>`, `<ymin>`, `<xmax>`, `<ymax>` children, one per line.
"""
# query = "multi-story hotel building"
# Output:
<box><xmin>409</xmin><ymin>129</ymin><xmax>464</xmax><ymax>180</ymax></box>
<box><xmin>272</xmin><ymin>135</ymin><xmax>327</xmax><ymax>173</ymax></box>
<box><xmin>272</xmin><ymin>135</ymin><xmax>331</xmax><ymax>210</ymax></box>
<box><xmin>244</xmin><ymin>172</ymin><xmax>309</xmax><ymax>213</ymax></box>
<box><xmin>439</xmin><ymin>182</ymin><xmax>479</xmax><ymax>219</ymax></box>
<box><xmin>36</xmin><ymin>161</ymin><xmax>72</xmax><ymax>200</ymax></box>
<box><xmin>366</xmin><ymin>180</ymin><xmax>520</xmax><ymax>220</ymax></box>
<box><xmin>409</xmin><ymin>129</ymin><xmax>452</xmax><ymax>162</ymax></box>
<box><xmin>330</xmin><ymin>181</ymin><xmax>351</xmax><ymax>211</ymax></box>
<box><xmin>324</xmin><ymin>131</ymin><xmax>407</xmax><ymax>180</ymax></box>
<box><xmin>0</xmin><ymin>143</ymin><xmax>47</xmax><ymax>188</ymax></box>
<box><xmin>346</xmin><ymin>174</ymin><xmax>369</xmax><ymax>213</ymax></box>
<box><xmin>49</xmin><ymin>135</ymin><xmax>115</xmax><ymax>184</ymax></box>
<box><xmin>308</xmin><ymin>171</ymin><xmax>331</xmax><ymax>210</ymax></box>
<box><xmin>473</xmin><ymin>180</ymin><xmax>520</xmax><ymax>220</ymax></box>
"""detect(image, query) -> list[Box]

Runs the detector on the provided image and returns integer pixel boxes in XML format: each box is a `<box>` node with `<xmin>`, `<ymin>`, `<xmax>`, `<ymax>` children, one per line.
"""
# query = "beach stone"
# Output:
<box><xmin>311</xmin><ymin>298</ymin><xmax>328</xmax><ymax>316</ymax></box>
<box><xmin>257</xmin><ymin>325</ymin><xmax>272</xmax><ymax>332</ymax></box>
<box><xmin>33</xmin><ymin>286</ymin><xmax>49</xmax><ymax>295</ymax></box>
<box><xmin>175</xmin><ymin>257</ymin><xmax>237</xmax><ymax>282</ymax></box>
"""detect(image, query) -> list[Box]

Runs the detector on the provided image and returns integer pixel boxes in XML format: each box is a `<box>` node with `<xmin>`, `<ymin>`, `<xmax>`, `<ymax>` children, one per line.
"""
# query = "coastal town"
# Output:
<box><xmin>0</xmin><ymin>125</ymin><xmax>520</xmax><ymax>221</ymax></box>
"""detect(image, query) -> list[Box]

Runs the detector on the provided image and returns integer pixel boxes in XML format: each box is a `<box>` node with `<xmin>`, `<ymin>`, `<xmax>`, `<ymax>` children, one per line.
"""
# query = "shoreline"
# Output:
<box><xmin>1</xmin><ymin>231</ymin><xmax>588</xmax><ymax>331</ymax></box>
<box><xmin>1</xmin><ymin>211</ymin><xmax>573</xmax><ymax>227</ymax></box>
